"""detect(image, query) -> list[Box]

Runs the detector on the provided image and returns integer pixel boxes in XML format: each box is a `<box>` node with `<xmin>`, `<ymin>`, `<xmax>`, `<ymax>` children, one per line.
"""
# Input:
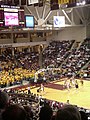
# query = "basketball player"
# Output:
<box><xmin>75</xmin><ymin>80</ymin><xmax>79</xmax><ymax>89</ymax></box>
<box><xmin>64</xmin><ymin>78</ymin><xmax>68</xmax><ymax>88</ymax></box>
<box><xmin>43</xmin><ymin>76</ymin><xmax>46</xmax><ymax>84</ymax></box>
<box><xmin>66</xmin><ymin>81</ymin><xmax>70</xmax><ymax>91</ymax></box>
<box><xmin>80</xmin><ymin>79</ymin><xmax>84</xmax><ymax>86</ymax></box>
<box><xmin>27</xmin><ymin>86</ymin><xmax>31</xmax><ymax>94</ymax></box>
<box><xmin>70</xmin><ymin>76</ymin><xmax>75</xmax><ymax>87</ymax></box>
<box><xmin>40</xmin><ymin>83</ymin><xmax>44</xmax><ymax>92</ymax></box>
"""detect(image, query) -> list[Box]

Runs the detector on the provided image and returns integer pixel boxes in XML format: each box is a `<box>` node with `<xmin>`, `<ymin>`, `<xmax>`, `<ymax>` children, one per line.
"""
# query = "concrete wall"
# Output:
<box><xmin>0</xmin><ymin>26</ymin><xmax>87</xmax><ymax>45</ymax></box>
<box><xmin>47</xmin><ymin>26</ymin><xmax>86</xmax><ymax>42</ymax></box>
<box><xmin>86</xmin><ymin>25</ymin><xmax>90</xmax><ymax>38</ymax></box>
<box><xmin>0</xmin><ymin>39</ymin><xmax>13</xmax><ymax>44</ymax></box>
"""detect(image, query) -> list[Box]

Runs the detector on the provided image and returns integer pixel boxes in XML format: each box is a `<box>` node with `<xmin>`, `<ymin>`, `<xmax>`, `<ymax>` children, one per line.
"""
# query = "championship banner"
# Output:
<box><xmin>58</xmin><ymin>0</ymin><xmax>69</xmax><ymax>4</ymax></box>
<box><xmin>27</xmin><ymin>0</ymin><xmax>39</xmax><ymax>6</ymax></box>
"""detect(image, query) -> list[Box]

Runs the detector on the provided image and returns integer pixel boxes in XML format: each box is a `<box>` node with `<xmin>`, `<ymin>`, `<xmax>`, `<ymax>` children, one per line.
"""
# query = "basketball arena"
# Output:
<box><xmin>0</xmin><ymin>0</ymin><xmax>90</xmax><ymax>120</ymax></box>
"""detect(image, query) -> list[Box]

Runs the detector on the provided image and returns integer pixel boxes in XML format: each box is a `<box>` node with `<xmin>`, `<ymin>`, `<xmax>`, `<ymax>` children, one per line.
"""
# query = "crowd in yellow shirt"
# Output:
<box><xmin>0</xmin><ymin>67</ymin><xmax>36</xmax><ymax>88</ymax></box>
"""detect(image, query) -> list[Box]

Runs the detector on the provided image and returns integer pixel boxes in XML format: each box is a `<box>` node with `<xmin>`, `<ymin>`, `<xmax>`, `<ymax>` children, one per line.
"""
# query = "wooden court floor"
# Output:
<box><xmin>30</xmin><ymin>78</ymin><xmax>90</xmax><ymax>109</ymax></box>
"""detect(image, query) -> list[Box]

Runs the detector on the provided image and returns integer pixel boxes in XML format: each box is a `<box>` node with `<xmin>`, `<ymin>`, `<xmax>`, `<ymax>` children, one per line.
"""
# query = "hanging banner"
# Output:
<box><xmin>58</xmin><ymin>0</ymin><xmax>69</xmax><ymax>4</ymax></box>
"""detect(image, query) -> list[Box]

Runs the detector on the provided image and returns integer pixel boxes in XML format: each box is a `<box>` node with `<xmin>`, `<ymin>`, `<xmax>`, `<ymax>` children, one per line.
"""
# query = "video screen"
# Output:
<box><xmin>25</xmin><ymin>15</ymin><xmax>34</xmax><ymax>28</ymax></box>
<box><xmin>4</xmin><ymin>12</ymin><xmax>19</xmax><ymax>26</ymax></box>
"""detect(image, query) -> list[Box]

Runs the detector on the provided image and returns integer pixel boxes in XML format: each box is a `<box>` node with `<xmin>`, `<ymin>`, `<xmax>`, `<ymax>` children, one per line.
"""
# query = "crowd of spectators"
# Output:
<box><xmin>61</xmin><ymin>39</ymin><xmax>90</xmax><ymax>78</ymax></box>
<box><xmin>0</xmin><ymin>48</ymin><xmax>40</xmax><ymax>88</ymax></box>
<box><xmin>0</xmin><ymin>39</ymin><xmax>90</xmax><ymax>88</ymax></box>
<box><xmin>0</xmin><ymin>48</ymin><xmax>40</xmax><ymax>71</ymax></box>
<box><xmin>0</xmin><ymin>90</ymin><xmax>90</xmax><ymax>120</ymax></box>
<box><xmin>0</xmin><ymin>37</ymin><xmax>90</xmax><ymax>120</ymax></box>
<box><xmin>42</xmin><ymin>39</ymin><xmax>90</xmax><ymax>78</ymax></box>
<box><xmin>42</xmin><ymin>40</ymin><xmax>75</xmax><ymax>68</ymax></box>
<box><xmin>79</xmin><ymin>62</ymin><xmax>90</xmax><ymax>78</ymax></box>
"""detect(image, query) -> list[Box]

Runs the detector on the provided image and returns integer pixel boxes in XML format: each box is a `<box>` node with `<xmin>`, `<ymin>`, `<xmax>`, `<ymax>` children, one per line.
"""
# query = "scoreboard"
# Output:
<box><xmin>0</xmin><ymin>5</ymin><xmax>25</xmax><ymax>27</ymax></box>
<box><xmin>18</xmin><ymin>7</ymin><xmax>25</xmax><ymax>27</ymax></box>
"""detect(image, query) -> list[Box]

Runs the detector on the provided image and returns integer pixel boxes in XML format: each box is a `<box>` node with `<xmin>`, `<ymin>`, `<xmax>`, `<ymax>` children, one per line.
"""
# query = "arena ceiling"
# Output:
<box><xmin>24</xmin><ymin>1</ymin><xmax>90</xmax><ymax>29</ymax></box>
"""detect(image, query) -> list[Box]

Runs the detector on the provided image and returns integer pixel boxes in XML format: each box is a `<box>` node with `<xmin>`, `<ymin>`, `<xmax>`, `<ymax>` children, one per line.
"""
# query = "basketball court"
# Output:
<box><xmin>30</xmin><ymin>78</ymin><xmax>90</xmax><ymax>109</ymax></box>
